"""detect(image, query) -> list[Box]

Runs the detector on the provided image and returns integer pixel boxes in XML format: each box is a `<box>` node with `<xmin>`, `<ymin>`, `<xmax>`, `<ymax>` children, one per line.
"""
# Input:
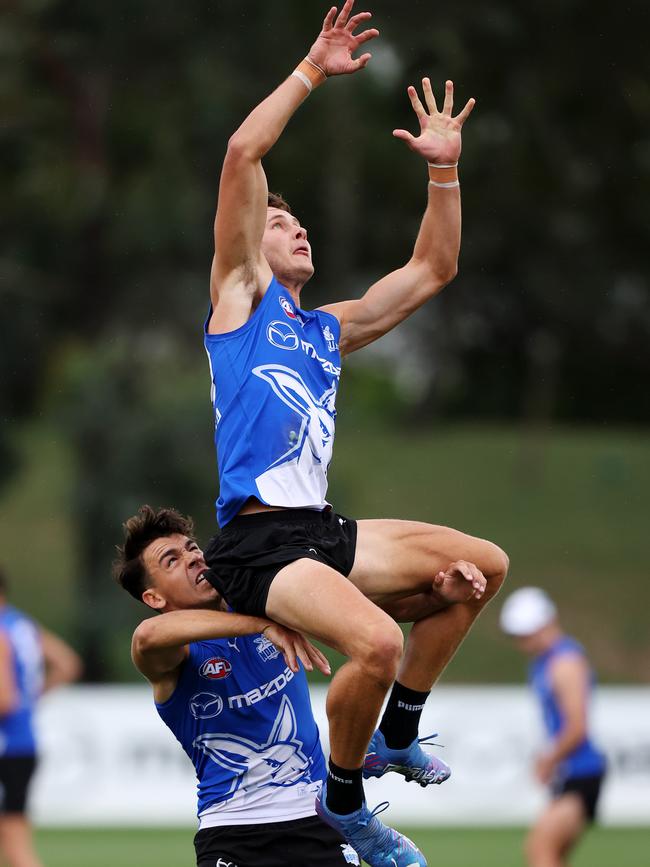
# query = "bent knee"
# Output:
<box><xmin>355</xmin><ymin>621</ymin><xmax>404</xmax><ymax>686</ymax></box>
<box><xmin>482</xmin><ymin>542</ymin><xmax>509</xmax><ymax>596</ymax></box>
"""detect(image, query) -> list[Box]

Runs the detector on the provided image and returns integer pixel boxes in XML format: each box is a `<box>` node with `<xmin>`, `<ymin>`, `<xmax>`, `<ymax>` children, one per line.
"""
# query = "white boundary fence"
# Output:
<box><xmin>31</xmin><ymin>685</ymin><xmax>650</xmax><ymax>826</ymax></box>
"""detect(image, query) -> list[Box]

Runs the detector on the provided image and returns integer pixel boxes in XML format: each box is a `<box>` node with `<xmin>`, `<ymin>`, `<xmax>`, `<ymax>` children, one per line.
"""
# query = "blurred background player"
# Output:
<box><xmin>0</xmin><ymin>567</ymin><xmax>82</xmax><ymax>867</ymax></box>
<box><xmin>114</xmin><ymin>505</ymin><xmax>361</xmax><ymax>867</ymax></box>
<box><xmin>500</xmin><ymin>586</ymin><xmax>607</xmax><ymax>867</ymax></box>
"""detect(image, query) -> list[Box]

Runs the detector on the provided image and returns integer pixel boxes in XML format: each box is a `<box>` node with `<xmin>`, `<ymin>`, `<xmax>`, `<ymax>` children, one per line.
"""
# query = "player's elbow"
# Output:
<box><xmin>226</xmin><ymin>131</ymin><xmax>264</xmax><ymax>164</ymax></box>
<box><xmin>132</xmin><ymin>619</ymin><xmax>160</xmax><ymax>657</ymax></box>
<box><xmin>432</xmin><ymin>260</ymin><xmax>458</xmax><ymax>289</ymax></box>
<box><xmin>411</xmin><ymin>258</ymin><xmax>458</xmax><ymax>298</ymax></box>
<box><xmin>65</xmin><ymin>652</ymin><xmax>83</xmax><ymax>684</ymax></box>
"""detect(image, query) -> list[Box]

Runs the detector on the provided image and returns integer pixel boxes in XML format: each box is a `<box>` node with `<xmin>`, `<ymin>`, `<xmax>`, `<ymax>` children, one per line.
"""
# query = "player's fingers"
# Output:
<box><xmin>351</xmin><ymin>52</ymin><xmax>372</xmax><ymax>70</ymax></box>
<box><xmin>294</xmin><ymin>638</ymin><xmax>314</xmax><ymax>672</ymax></box>
<box><xmin>282</xmin><ymin>641</ymin><xmax>299</xmax><ymax>674</ymax></box>
<box><xmin>323</xmin><ymin>6</ymin><xmax>337</xmax><ymax>31</ymax></box>
<box><xmin>455</xmin><ymin>97</ymin><xmax>476</xmax><ymax>126</ymax></box>
<box><xmin>346</xmin><ymin>11</ymin><xmax>372</xmax><ymax>31</ymax></box>
<box><xmin>307</xmin><ymin>643</ymin><xmax>332</xmax><ymax>676</ymax></box>
<box><xmin>355</xmin><ymin>27</ymin><xmax>379</xmax><ymax>46</ymax></box>
<box><xmin>392</xmin><ymin>129</ymin><xmax>417</xmax><ymax>146</ymax></box>
<box><xmin>442</xmin><ymin>79</ymin><xmax>454</xmax><ymax>115</ymax></box>
<box><xmin>450</xmin><ymin>560</ymin><xmax>472</xmax><ymax>582</ymax></box>
<box><xmin>422</xmin><ymin>77</ymin><xmax>438</xmax><ymax>115</ymax></box>
<box><xmin>407</xmin><ymin>85</ymin><xmax>427</xmax><ymax>119</ymax></box>
<box><xmin>336</xmin><ymin>0</ymin><xmax>355</xmax><ymax>28</ymax></box>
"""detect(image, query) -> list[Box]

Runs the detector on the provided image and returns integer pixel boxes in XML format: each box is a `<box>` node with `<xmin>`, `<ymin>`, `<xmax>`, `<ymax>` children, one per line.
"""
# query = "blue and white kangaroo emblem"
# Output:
<box><xmin>193</xmin><ymin>696</ymin><xmax>312</xmax><ymax>802</ymax></box>
<box><xmin>252</xmin><ymin>363</ymin><xmax>337</xmax><ymax>504</ymax></box>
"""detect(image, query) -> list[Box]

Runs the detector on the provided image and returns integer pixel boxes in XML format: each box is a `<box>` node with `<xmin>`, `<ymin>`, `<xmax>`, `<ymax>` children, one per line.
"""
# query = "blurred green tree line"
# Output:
<box><xmin>1</xmin><ymin>0</ymin><xmax>648</xmax><ymax>678</ymax></box>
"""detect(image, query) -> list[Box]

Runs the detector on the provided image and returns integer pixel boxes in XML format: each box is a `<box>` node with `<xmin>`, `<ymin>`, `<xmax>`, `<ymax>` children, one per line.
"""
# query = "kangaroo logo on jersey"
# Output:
<box><xmin>189</xmin><ymin>692</ymin><xmax>224</xmax><ymax>720</ymax></box>
<box><xmin>199</xmin><ymin>658</ymin><xmax>232</xmax><ymax>680</ymax></box>
<box><xmin>252</xmin><ymin>364</ymin><xmax>336</xmax><ymax>506</ymax></box>
<box><xmin>193</xmin><ymin>696</ymin><xmax>313</xmax><ymax>803</ymax></box>
<box><xmin>340</xmin><ymin>844</ymin><xmax>361</xmax><ymax>865</ymax></box>
<box><xmin>322</xmin><ymin>324</ymin><xmax>338</xmax><ymax>353</ymax></box>
<box><xmin>267</xmin><ymin>320</ymin><xmax>299</xmax><ymax>351</ymax></box>
<box><xmin>254</xmin><ymin>634</ymin><xmax>281</xmax><ymax>662</ymax></box>
<box><xmin>279</xmin><ymin>296</ymin><xmax>297</xmax><ymax>319</ymax></box>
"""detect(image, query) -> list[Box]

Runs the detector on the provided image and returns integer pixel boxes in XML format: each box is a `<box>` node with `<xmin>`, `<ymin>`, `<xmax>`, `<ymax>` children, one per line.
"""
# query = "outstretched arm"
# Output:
<box><xmin>210</xmin><ymin>1</ymin><xmax>379</xmax><ymax>334</ymax></box>
<box><xmin>321</xmin><ymin>79</ymin><xmax>475</xmax><ymax>355</ymax></box>
<box><xmin>132</xmin><ymin>609</ymin><xmax>331</xmax><ymax>702</ymax></box>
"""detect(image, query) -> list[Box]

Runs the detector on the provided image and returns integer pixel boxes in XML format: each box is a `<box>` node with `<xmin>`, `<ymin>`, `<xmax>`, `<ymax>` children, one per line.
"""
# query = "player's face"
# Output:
<box><xmin>141</xmin><ymin>534</ymin><xmax>219</xmax><ymax>612</ymax></box>
<box><xmin>262</xmin><ymin>208</ymin><xmax>314</xmax><ymax>285</ymax></box>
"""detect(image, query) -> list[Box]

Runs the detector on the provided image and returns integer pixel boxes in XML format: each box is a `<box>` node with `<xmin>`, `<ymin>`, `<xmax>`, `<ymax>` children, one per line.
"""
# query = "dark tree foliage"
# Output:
<box><xmin>3</xmin><ymin>0</ymin><xmax>648</xmax><ymax>427</ymax></box>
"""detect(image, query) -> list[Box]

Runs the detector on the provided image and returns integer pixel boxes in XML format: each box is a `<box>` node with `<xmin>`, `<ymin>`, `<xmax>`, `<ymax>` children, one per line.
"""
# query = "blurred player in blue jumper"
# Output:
<box><xmin>0</xmin><ymin>567</ymin><xmax>82</xmax><ymax>867</ymax></box>
<box><xmin>500</xmin><ymin>587</ymin><xmax>607</xmax><ymax>867</ymax></box>
<box><xmin>204</xmin><ymin>2</ymin><xmax>508</xmax><ymax>863</ymax></box>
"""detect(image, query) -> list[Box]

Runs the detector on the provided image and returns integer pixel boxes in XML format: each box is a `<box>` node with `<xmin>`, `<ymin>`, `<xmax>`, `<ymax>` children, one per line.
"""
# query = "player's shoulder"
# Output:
<box><xmin>554</xmin><ymin>635</ymin><xmax>586</xmax><ymax>659</ymax></box>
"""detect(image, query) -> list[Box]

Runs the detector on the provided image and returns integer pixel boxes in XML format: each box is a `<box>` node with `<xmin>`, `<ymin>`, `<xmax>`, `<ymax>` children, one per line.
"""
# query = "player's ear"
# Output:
<box><xmin>142</xmin><ymin>587</ymin><xmax>166</xmax><ymax>611</ymax></box>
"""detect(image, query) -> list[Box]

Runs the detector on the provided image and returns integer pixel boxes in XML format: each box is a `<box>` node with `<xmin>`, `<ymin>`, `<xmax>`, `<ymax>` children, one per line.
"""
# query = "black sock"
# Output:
<box><xmin>378</xmin><ymin>682</ymin><xmax>430</xmax><ymax>750</ymax></box>
<box><xmin>325</xmin><ymin>760</ymin><xmax>364</xmax><ymax>815</ymax></box>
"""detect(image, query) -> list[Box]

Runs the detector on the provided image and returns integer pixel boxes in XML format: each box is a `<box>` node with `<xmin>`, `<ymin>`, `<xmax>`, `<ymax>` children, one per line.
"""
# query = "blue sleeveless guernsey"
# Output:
<box><xmin>155</xmin><ymin>632</ymin><xmax>326</xmax><ymax>828</ymax></box>
<box><xmin>0</xmin><ymin>606</ymin><xmax>44</xmax><ymax>757</ymax></box>
<box><xmin>204</xmin><ymin>277</ymin><xmax>342</xmax><ymax>527</ymax></box>
<box><xmin>529</xmin><ymin>636</ymin><xmax>606</xmax><ymax>781</ymax></box>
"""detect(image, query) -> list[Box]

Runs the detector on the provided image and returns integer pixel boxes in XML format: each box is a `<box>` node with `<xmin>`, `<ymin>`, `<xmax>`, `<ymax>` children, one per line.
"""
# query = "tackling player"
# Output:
<box><xmin>114</xmin><ymin>505</ymin><xmax>363</xmax><ymax>867</ymax></box>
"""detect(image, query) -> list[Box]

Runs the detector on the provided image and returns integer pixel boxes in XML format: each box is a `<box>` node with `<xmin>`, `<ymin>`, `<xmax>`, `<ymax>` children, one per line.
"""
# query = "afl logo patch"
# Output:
<box><xmin>199</xmin><ymin>657</ymin><xmax>232</xmax><ymax>680</ymax></box>
<box><xmin>279</xmin><ymin>296</ymin><xmax>297</xmax><ymax>319</ymax></box>
<box><xmin>267</xmin><ymin>320</ymin><xmax>299</xmax><ymax>351</ymax></box>
<box><xmin>189</xmin><ymin>692</ymin><xmax>224</xmax><ymax>719</ymax></box>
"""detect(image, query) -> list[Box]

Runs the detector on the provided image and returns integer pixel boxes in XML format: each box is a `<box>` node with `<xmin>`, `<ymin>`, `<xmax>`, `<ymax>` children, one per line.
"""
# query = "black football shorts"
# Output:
<box><xmin>552</xmin><ymin>772</ymin><xmax>605</xmax><ymax>822</ymax></box>
<box><xmin>0</xmin><ymin>755</ymin><xmax>37</xmax><ymax>814</ymax></box>
<box><xmin>194</xmin><ymin>813</ymin><xmax>359</xmax><ymax>866</ymax></box>
<box><xmin>205</xmin><ymin>508</ymin><xmax>357</xmax><ymax>617</ymax></box>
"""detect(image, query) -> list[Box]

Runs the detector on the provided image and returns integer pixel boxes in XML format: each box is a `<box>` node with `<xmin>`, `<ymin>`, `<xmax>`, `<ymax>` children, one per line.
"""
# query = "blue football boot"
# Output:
<box><xmin>363</xmin><ymin>730</ymin><xmax>451</xmax><ymax>787</ymax></box>
<box><xmin>315</xmin><ymin>784</ymin><xmax>427</xmax><ymax>867</ymax></box>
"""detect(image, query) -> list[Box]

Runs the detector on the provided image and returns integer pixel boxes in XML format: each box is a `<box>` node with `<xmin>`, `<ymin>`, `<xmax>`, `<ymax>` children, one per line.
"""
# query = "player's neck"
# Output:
<box><xmin>273</xmin><ymin>273</ymin><xmax>306</xmax><ymax>306</ymax></box>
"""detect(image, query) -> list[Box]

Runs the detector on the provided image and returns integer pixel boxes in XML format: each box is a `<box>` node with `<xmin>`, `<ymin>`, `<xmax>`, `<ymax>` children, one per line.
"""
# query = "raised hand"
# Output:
<box><xmin>308</xmin><ymin>0</ymin><xmax>379</xmax><ymax>76</ymax></box>
<box><xmin>263</xmin><ymin>623</ymin><xmax>332</xmax><ymax>676</ymax></box>
<box><xmin>393</xmin><ymin>79</ymin><xmax>475</xmax><ymax>165</ymax></box>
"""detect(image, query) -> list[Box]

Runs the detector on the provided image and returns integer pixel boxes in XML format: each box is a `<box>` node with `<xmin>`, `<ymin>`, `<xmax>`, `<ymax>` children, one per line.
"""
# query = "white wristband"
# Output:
<box><xmin>429</xmin><ymin>180</ymin><xmax>460</xmax><ymax>189</ymax></box>
<box><xmin>291</xmin><ymin>70</ymin><xmax>312</xmax><ymax>93</ymax></box>
<box><xmin>428</xmin><ymin>161</ymin><xmax>458</xmax><ymax>169</ymax></box>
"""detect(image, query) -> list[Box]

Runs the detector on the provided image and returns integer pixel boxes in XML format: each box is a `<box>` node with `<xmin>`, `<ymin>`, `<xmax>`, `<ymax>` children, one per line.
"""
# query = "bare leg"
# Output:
<box><xmin>351</xmin><ymin>519</ymin><xmax>509</xmax><ymax>690</ymax></box>
<box><xmin>525</xmin><ymin>794</ymin><xmax>587</xmax><ymax>867</ymax></box>
<box><xmin>265</xmin><ymin>558</ymin><xmax>404</xmax><ymax>768</ymax></box>
<box><xmin>0</xmin><ymin>815</ymin><xmax>44</xmax><ymax>867</ymax></box>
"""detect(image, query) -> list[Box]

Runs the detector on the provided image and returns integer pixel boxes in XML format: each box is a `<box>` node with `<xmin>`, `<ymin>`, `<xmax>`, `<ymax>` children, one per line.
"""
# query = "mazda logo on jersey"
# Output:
<box><xmin>267</xmin><ymin>320</ymin><xmax>299</xmax><ymax>351</ymax></box>
<box><xmin>189</xmin><ymin>692</ymin><xmax>224</xmax><ymax>719</ymax></box>
<box><xmin>199</xmin><ymin>657</ymin><xmax>232</xmax><ymax>680</ymax></box>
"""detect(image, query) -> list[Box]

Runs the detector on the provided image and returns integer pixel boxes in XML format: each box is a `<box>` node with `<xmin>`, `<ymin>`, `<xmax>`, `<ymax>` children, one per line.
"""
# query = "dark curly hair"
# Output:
<box><xmin>113</xmin><ymin>505</ymin><xmax>195</xmax><ymax>603</ymax></box>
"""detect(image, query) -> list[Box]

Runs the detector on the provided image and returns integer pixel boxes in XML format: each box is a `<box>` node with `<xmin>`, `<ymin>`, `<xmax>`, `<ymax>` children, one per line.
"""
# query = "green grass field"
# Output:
<box><xmin>35</xmin><ymin>825</ymin><xmax>650</xmax><ymax>866</ymax></box>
